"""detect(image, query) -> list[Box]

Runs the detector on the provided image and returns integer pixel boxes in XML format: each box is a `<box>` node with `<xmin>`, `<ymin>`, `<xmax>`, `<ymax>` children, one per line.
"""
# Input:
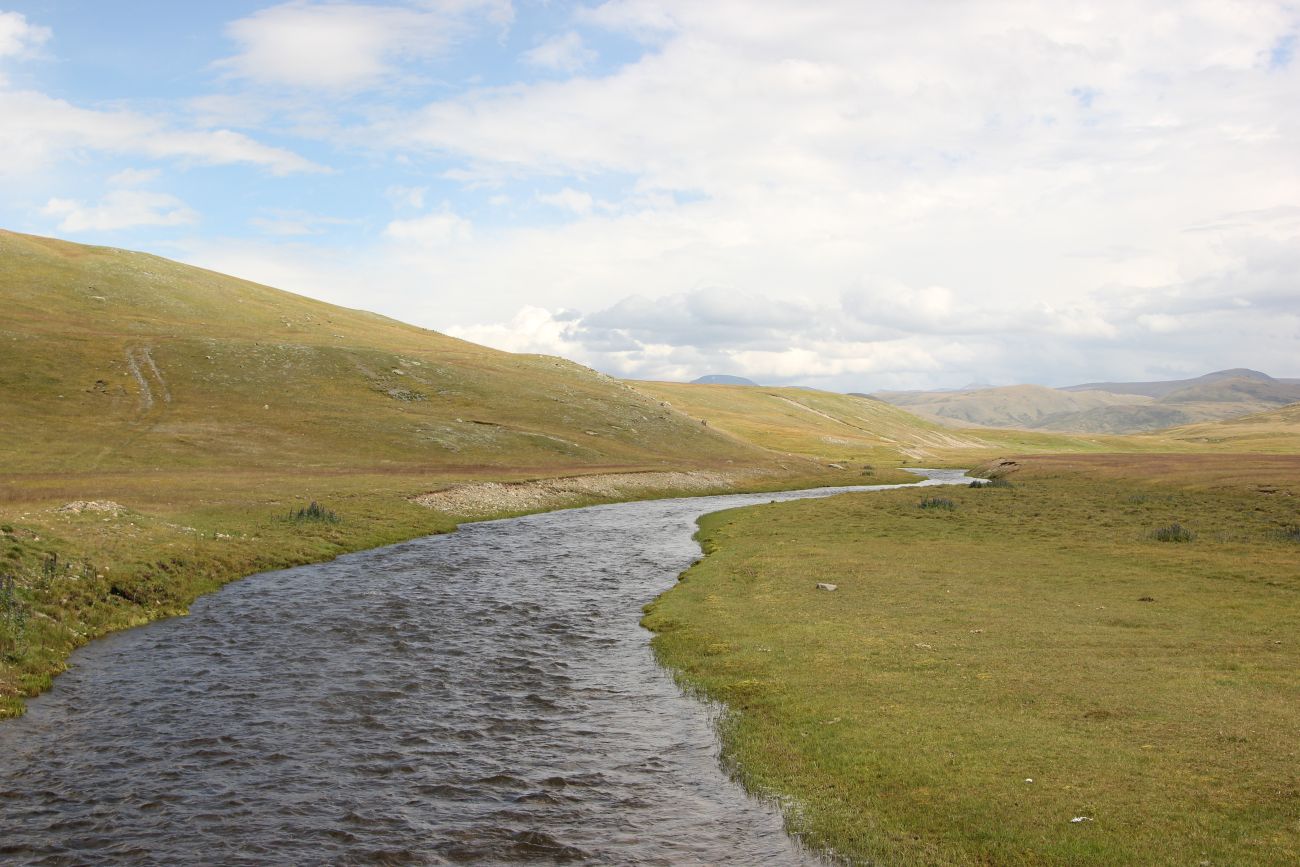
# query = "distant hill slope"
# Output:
<box><xmin>633</xmin><ymin>381</ymin><xmax>1134</xmax><ymax>465</ymax></box>
<box><xmin>690</xmin><ymin>374</ymin><xmax>759</xmax><ymax>386</ymax></box>
<box><xmin>0</xmin><ymin>229</ymin><xmax>770</xmax><ymax>477</ymax></box>
<box><xmin>871</xmin><ymin>372</ymin><xmax>1300</xmax><ymax>434</ymax></box>
<box><xmin>1061</xmin><ymin>368</ymin><xmax>1287</xmax><ymax>398</ymax></box>
<box><xmin>871</xmin><ymin>385</ymin><xmax>1149</xmax><ymax>430</ymax></box>
<box><xmin>1164</xmin><ymin>401</ymin><xmax>1300</xmax><ymax>452</ymax></box>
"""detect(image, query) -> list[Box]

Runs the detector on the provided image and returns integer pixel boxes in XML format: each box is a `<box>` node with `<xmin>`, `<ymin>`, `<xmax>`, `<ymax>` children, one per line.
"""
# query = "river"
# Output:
<box><xmin>0</xmin><ymin>469</ymin><xmax>970</xmax><ymax>865</ymax></box>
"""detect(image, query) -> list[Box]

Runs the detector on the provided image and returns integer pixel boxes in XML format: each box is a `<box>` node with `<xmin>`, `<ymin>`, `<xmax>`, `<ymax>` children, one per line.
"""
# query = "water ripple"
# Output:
<box><xmin>0</xmin><ymin>470</ymin><xmax>968</xmax><ymax>863</ymax></box>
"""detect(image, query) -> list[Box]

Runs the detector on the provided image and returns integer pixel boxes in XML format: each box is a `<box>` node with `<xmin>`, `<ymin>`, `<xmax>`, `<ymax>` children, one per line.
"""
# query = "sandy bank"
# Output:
<box><xmin>413</xmin><ymin>470</ymin><xmax>764</xmax><ymax>518</ymax></box>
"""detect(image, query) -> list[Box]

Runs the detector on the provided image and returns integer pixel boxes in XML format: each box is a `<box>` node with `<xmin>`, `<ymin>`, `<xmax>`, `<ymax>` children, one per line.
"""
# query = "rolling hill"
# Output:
<box><xmin>0</xmin><ymin>229</ymin><xmax>771</xmax><ymax>481</ymax></box>
<box><xmin>871</xmin><ymin>371</ymin><xmax>1300</xmax><ymax>434</ymax></box>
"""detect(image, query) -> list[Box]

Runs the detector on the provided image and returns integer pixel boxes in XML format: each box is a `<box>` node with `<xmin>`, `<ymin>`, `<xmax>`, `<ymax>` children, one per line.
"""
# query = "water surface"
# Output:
<box><xmin>0</xmin><ymin>469</ymin><xmax>969</xmax><ymax>864</ymax></box>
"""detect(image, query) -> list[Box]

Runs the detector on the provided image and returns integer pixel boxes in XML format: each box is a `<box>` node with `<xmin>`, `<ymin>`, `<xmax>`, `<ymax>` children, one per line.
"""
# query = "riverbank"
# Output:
<box><xmin>0</xmin><ymin>462</ymin><xmax>916</xmax><ymax>719</ymax></box>
<box><xmin>645</xmin><ymin>454</ymin><xmax>1300</xmax><ymax>865</ymax></box>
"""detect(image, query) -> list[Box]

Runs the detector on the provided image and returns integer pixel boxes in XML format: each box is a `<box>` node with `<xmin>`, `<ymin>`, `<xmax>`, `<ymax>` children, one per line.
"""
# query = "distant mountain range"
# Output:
<box><xmin>868</xmin><ymin>369</ymin><xmax>1300</xmax><ymax>434</ymax></box>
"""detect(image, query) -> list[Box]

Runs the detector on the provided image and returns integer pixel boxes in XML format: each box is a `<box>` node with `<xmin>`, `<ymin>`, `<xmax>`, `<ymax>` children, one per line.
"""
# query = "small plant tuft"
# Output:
<box><xmin>1273</xmin><ymin>524</ymin><xmax>1300</xmax><ymax>543</ymax></box>
<box><xmin>289</xmin><ymin>501</ymin><xmax>339</xmax><ymax>524</ymax></box>
<box><xmin>970</xmin><ymin>477</ymin><xmax>1013</xmax><ymax>489</ymax></box>
<box><xmin>1</xmin><ymin>573</ymin><xmax>28</xmax><ymax>656</ymax></box>
<box><xmin>918</xmin><ymin>497</ymin><xmax>956</xmax><ymax>511</ymax></box>
<box><xmin>1150</xmin><ymin>523</ymin><xmax>1195</xmax><ymax>543</ymax></box>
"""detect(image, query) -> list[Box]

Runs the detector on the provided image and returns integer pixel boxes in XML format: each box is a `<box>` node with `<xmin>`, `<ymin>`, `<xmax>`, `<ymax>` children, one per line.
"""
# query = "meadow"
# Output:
<box><xmin>646</xmin><ymin>454</ymin><xmax>1300</xmax><ymax>865</ymax></box>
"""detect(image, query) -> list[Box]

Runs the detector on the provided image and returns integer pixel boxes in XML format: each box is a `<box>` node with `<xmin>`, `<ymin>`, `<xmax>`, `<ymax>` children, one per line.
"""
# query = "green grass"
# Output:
<box><xmin>0</xmin><ymin>229</ymin><xmax>928</xmax><ymax>716</ymax></box>
<box><xmin>645</xmin><ymin>454</ymin><xmax>1300</xmax><ymax>865</ymax></box>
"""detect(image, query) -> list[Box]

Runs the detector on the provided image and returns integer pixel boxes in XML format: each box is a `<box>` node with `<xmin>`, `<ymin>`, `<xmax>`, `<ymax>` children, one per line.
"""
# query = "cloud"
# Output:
<box><xmin>250</xmin><ymin>209</ymin><xmax>355</xmax><ymax>236</ymax></box>
<box><xmin>0</xmin><ymin>10</ymin><xmax>50</xmax><ymax>60</ymax></box>
<box><xmin>384</xmin><ymin>205</ymin><xmax>473</xmax><ymax>245</ymax></box>
<box><xmin>386</xmin><ymin>184</ymin><xmax>428</xmax><ymax>209</ymax></box>
<box><xmin>0</xmin><ymin>87</ymin><xmax>324</xmax><ymax>177</ymax></box>
<box><xmin>42</xmin><ymin>190</ymin><xmax>198</xmax><ymax>232</ymax></box>
<box><xmin>446</xmin><ymin>305</ymin><xmax>583</xmax><ymax>356</ymax></box>
<box><xmin>522</xmin><ymin>32</ymin><xmax>596</xmax><ymax>73</ymax></box>
<box><xmin>536</xmin><ymin>186</ymin><xmax>594</xmax><ymax>214</ymax></box>
<box><xmin>106</xmin><ymin>167</ymin><xmax>161</xmax><ymax>187</ymax></box>
<box><xmin>217</xmin><ymin>0</ymin><xmax>512</xmax><ymax>91</ymax></box>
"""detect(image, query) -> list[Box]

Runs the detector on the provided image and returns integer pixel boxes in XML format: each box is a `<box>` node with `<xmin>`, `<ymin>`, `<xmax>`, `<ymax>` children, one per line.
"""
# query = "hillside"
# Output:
<box><xmin>1164</xmin><ymin>401</ymin><xmax>1300</xmax><ymax>452</ymax></box>
<box><xmin>1061</xmin><ymin>367</ymin><xmax>1288</xmax><ymax>398</ymax></box>
<box><xmin>0</xmin><ymin>230</ymin><xmax>772</xmax><ymax>480</ymax></box>
<box><xmin>0</xmin><ymin>229</ymin><xmax>888</xmax><ymax>717</ymax></box>
<box><xmin>632</xmin><ymin>381</ymin><xmax>1140</xmax><ymax>465</ymax></box>
<box><xmin>869</xmin><ymin>384</ymin><xmax>1149</xmax><ymax>430</ymax></box>
<box><xmin>871</xmin><ymin>373</ymin><xmax>1300</xmax><ymax>434</ymax></box>
<box><xmin>690</xmin><ymin>374</ymin><xmax>758</xmax><ymax>386</ymax></box>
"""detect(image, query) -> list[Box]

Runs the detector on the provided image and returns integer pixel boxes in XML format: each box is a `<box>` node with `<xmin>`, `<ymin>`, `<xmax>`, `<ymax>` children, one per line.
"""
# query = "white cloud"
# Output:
<box><xmin>447</xmin><ymin>305</ymin><xmax>583</xmax><ymax>356</ymax></box>
<box><xmin>522</xmin><ymin>32</ymin><xmax>596</xmax><ymax>73</ymax></box>
<box><xmin>537</xmin><ymin>186</ymin><xmax>593</xmax><ymax>214</ymax></box>
<box><xmin>346</xmin><ymin>0</ymin><xmax>1300</xmax><ymax>386</ymax></box>
<box><xmin>0</xmin><ymin>88</ymin><xmax>324</xmax><ymax>177</ymax></box>
<box><xmin>386</xmin><ymin>184</ymin><xmax>428</xmax><ymax>210</ymax></box>
<box><xmin>217</xmin><ymin>0</ymin><xmax>513</xmax><ymax>91</ymax></box>
<box><xmin>250</xmin><ymin>209</ymin><xmax>354</xmax><ymax>236</ymax></box>
<box><xmin>0</xmin><ymin>10</ymin><xmax>50</xmax><ymax>60</ymax></box>
<box><xmin>42</xmin><ymin>190</ymin><xmax>198</xmax><ymax>232</ymax></box>
<box><xmin>384</xmin><ymin>205</ymin><xmax>473</xmax><ymax>245</ymax></box>
<box><xmin>107</xmin><ymin>167</ymin><xmax>161</xmax><ymax>187</ymax></box>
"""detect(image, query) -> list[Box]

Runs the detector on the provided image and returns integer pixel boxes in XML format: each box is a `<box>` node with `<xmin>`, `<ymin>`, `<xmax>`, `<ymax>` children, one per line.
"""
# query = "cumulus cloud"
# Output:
<box><xmin>355</xmin><ymin>0</ymin><xmax>1300</xmax><ymax>386</ymax></box>
<box><xmin>0</xmin><ymin>10</ymin><xmax>49</xmax><ymax>60</ymax></box>
<box><xmin>217</xmin><ymin>0</ymin><xmax>513</xmax><ymax>91</ymax></box>
<box><xmin>42</xmin><ymin>190</ymin><xmax>198</xmax><ymax>232</ymax></box>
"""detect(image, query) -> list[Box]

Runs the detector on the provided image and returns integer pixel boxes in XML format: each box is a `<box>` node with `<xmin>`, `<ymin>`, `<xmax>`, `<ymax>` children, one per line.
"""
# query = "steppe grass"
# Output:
<box><xmin>0</xmin><ymin>461</ymin><xmax>898</xmax><ymax>718</ymax></box>
<box><xmin>645</xmin><ymin>454</ymin><xmax>1300</xmax><ymax>865</ymax></box>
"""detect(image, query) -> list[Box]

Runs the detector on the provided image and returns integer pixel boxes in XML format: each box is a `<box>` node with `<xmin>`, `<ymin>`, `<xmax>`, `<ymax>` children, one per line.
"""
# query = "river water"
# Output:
<box><xmin>0</xmin><ymin>469</ymin><xmax>969</xmax><ymax>865</ymax></box>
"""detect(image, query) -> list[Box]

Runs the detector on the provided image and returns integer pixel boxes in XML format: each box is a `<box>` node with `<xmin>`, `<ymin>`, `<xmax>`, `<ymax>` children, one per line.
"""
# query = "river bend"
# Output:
<box><xmin>0</xmin><ymin>469</ymin><xmax>969</xmax><ymax>865</ymax></box>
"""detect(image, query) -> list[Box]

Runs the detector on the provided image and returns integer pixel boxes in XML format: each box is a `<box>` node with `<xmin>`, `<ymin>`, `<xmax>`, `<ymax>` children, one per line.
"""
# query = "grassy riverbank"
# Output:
<box><xmin>1</xmin><ymin>461</ymin><xmax>916</xmax><ymax>719</ymax></box>
<box><xmin>1</xmin><ymin>228</ymin><xmax>1092</xmax><ymax>719</ymax></box>
<box><xmin>645</xmin><ymin>454</ymin><xmax>1300</xmax><ymax>865</ymax></box>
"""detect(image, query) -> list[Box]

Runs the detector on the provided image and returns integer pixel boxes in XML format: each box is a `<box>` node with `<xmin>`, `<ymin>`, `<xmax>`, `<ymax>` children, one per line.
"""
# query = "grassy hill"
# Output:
<box><xmin>635</xmin><ymin>381</ymin><xmax>1170</xmax><ymax>465</ymax></box>
<box><xmin>1164</xmin><ymin>401</ymin><xmax>1300</xmax><ymax>452</ymax></box>
<box><xmin>869</xmin><ymin>384</ymin><xmax>1149</xmax><ymax>430</ymax></box>
<box><xmin>0</xmin><ymin>229</ymin><xmax>772</xmax><ymax>479</ymax></box>
<box><xmin>2</xmin><ymin>228</ymin><xmax>1292</xmax><ymax>720</ymax></box>
<box><xmin>1</xmin><ymin>229</ymin><xmax>885</xmax><ymax>716</ymax></box>
<box><xmin>872</xmin><ymin>375</ymin><xmax>1300</xmax><ymax>434</ymax></box>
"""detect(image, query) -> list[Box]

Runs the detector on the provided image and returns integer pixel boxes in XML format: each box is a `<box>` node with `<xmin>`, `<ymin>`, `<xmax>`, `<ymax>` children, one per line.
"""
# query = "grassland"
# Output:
<box><xmin>632</xmin><ymin>381</ymin><xmax>1155</xmax><ymax>467</ymax></box>
<box><xmin>0</xmin><ymin>229</ymin><xmax>929</xmax><ymax>717</ymax></box>
<box><xmin>645</xmin><ymin>453</ymin><xmax>1300</xmax><ymax>865</ymax></box>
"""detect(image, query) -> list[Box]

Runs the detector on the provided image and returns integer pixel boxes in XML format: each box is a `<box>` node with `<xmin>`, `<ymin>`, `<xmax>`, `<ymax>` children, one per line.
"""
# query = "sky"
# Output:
<box><xmin>1</xmin><ymin>1</ymin><xmax>1298</xmax><ymax>391</ymax></box>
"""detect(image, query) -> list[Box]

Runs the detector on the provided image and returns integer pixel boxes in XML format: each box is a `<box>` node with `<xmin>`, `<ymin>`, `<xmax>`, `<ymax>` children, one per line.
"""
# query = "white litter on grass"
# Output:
<box><xmin>816</xmin><ymin>582</ymin><xmax>838</xmax><ymax>592</ymax></box>
<box><xmin>1070</xmin><ymin>816</ymin><xmax>1093</xmax><ymax>823</ymax></box>
<box><xmin>1024</xmin><ymin>778</ymin><xmax>1033</xmax><ymax>783</ymax></box>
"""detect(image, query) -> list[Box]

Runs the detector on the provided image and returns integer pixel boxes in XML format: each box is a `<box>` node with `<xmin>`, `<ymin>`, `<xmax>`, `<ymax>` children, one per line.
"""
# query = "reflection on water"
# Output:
<box><xmin>0</xmin><ymin>470</ymin><xmax>969</xmax><ymax>864</ymax></box>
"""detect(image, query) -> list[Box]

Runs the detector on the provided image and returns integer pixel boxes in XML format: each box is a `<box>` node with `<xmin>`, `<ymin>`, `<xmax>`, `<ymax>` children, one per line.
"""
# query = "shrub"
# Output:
<box><xmin>289</xmin><ymin>501</ymin><xmax>339</xmax><ymax>524</ymax></box>
<box><xmin>1150</xmin><ymin>523</ymin><xmax>1195</xmax><ymax>543</ymax></box>
<box><xmin>919</xmin><ymin>497</ymin><xmax>956</xmax><ymax>511</ymax></box>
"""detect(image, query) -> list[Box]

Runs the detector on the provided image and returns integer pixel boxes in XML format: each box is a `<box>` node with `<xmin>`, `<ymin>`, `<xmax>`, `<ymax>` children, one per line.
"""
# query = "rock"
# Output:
<box><xmin>56</xmin><ymin>500</ymin><xmax>125</xmax><ymax>515</ymax></box>
<box><xmin>816</xmin><ymin>582</ymin><xmax>838</xmax><ymax>591</ymax></box>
